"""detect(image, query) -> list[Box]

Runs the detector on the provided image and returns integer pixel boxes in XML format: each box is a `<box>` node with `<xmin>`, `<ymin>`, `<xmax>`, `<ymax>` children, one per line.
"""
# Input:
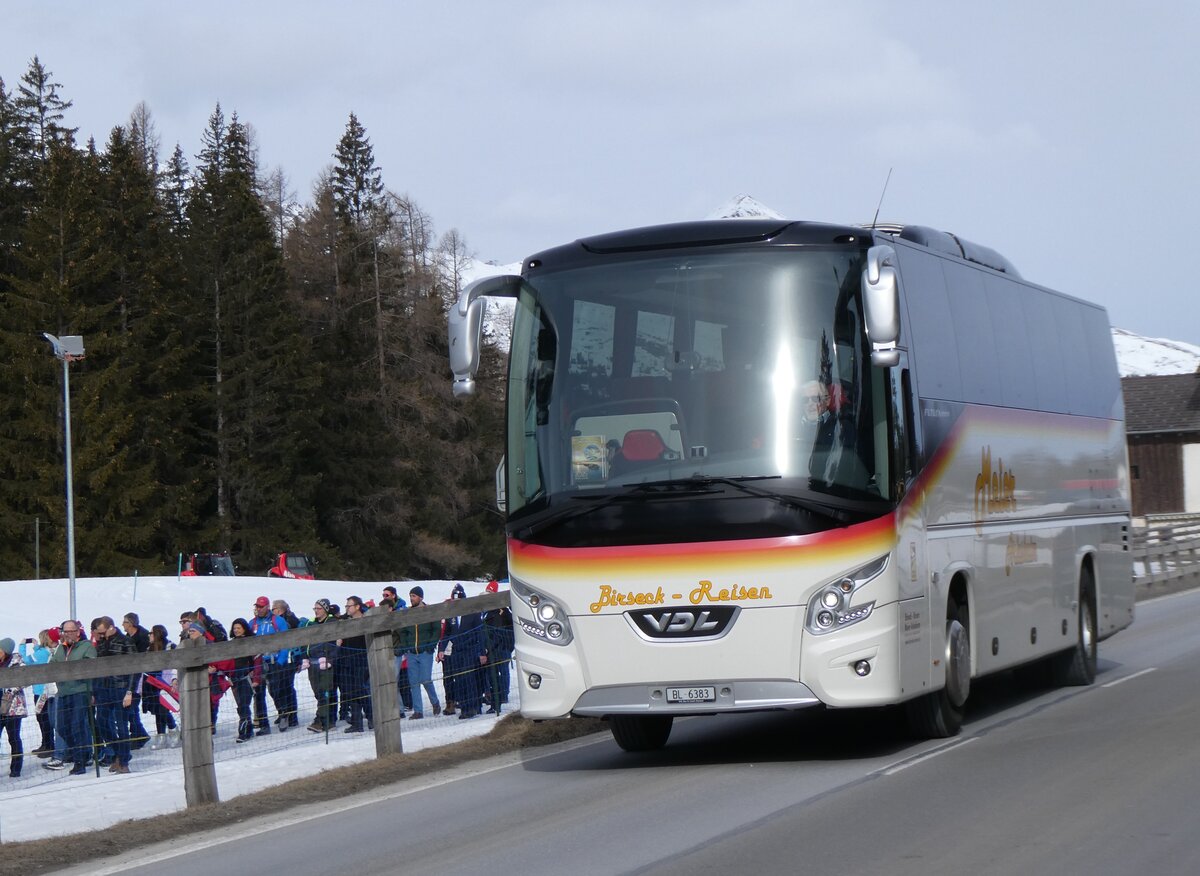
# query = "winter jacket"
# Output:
<box><xmin>48</xmin><ymin>638</ymin><xmax>97</xmax><ymax>697</ymax></box>
<box><xmin>199</xmin><ymin>616</ymin><xmax>228</xmax><ymax>642</ymax></box>
<box><xmin>250</xmin><ymin>613</ymin><xmax>291</xmax><ymax>664</ymax></box>
<box><xmin>94</xmin><ymin>631</ymin><xmax>138</xmax><ymax>695</ymax></box>
<box><xmin>18</xmin><ymin>642</ymin><xmax>51</xmax><ymax>697</ymax></box>
<box><xmin>483</xmin><ymin>607</ymin><xmax>515</xmax><ymax>657</ymax></box>
<box><xmin>197</xmin><ymin>629</ymin><xmax>236</xmax><ymax>676</ymax></box>
<box><xmin>304</xmin><ymin>615</ymin><xmax>339</xmax><ymax>665</ymax></box>
<box><xmin>440</xmin><ymin>611</ymin><xmax>485</xmax><ymax>662</ymax></box>
<box><xmin>0</xmin><ymin>652</ymin><xmax>27</xmax><ymax>716</ymax></box>
<box><xmin>393</xmin><ymin>616</ymin><xmax>441</xmax><ymax>655</ymax></box>
<box><xmin>127</xmin><ymin>625</ymin><xmax>151</xmax><ymax>653</ymax></box>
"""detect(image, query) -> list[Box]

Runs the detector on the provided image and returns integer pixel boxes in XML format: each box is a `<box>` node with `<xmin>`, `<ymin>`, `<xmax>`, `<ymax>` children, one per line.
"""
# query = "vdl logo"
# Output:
<box><xmin>627</xmin><ymin>605</ymin><xmax>739</xmax><ymax>641</ymax></box>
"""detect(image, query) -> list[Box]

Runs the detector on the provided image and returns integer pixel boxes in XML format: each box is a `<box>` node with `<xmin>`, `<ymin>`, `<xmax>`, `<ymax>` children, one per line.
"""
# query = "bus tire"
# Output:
<box><xmin>905</xmin><ymin>598</ymin><xmax>969</xmax><ymax>739</ymax></box>
<box><xmin>1050</xmin><ymin>569</ymin><xmax>1097</xmax><ymax>686</ymax></box>
<box><xmin>609</xmin><ymin>715</ymin><xmax>673</xmax><ymax>752</ymax></box>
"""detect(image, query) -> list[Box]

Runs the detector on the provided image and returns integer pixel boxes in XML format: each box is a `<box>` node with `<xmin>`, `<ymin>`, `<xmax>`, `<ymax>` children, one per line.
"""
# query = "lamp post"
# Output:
<box><xmin>43</xmin><ymin>333</ymin><xmax>85</xmax><ymax>621</ymax></box>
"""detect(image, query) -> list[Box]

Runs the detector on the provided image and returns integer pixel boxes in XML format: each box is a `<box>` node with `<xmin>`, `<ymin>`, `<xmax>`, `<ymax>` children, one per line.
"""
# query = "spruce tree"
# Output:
<box><xmin>186</xmin><ymin>107</ymin><xmax>322</xmax><ymax>568</ymax></box>
<box><xmin>14</xmin><ymin>56</ymin><xmax>76</xmax><ymax>164</ymax></box>
<box><xmin>0</xmin><ymin>136</ymin><xmax>113</xmax><ymax>578</ymax></box>
<box><xmin>90</xmin><ymin>125</ymin><xmax>199</xmax><ymax>571</ymax></box>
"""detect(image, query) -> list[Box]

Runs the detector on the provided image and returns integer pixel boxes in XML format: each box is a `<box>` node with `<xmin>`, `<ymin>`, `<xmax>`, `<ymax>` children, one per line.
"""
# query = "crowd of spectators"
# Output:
<box><xmin>0</xmin><ymin>583</ymin><xmax>515</xmax><ymax>779</ymax></box>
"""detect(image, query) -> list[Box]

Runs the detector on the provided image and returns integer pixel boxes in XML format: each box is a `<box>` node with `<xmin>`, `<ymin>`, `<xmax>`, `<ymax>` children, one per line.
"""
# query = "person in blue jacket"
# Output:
<box><xmin>19</xmin><ymin>629</ymin><xmax>56</xmax><ymax>757</ymax></box>
<box><xmin>249</xmin><ymin>596</ymin><xmax>289</xmax><ymax>733</ymax></box>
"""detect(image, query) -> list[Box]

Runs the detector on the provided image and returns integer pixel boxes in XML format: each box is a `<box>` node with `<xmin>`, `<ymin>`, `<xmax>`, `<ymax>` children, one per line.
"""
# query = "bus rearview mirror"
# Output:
<box><xmin>862</xmin><ymin>245</ymin><xmax>900</xmax><ymax>367</ymax></box>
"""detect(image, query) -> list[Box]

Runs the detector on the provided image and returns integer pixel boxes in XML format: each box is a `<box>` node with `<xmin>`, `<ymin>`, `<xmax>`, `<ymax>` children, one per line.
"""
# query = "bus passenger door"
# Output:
<box><xmin>891</xmin><ymin>358</ymin><xmax>932</xmax><ymax>698</ymax></box>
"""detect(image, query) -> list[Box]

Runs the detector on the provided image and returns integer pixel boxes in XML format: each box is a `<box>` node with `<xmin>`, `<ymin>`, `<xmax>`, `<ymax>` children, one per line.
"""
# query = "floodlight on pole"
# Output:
<box><xmin>43</xmin><ymin>332</ymin><xmax>85</xmax><ymax>621</ymax></box>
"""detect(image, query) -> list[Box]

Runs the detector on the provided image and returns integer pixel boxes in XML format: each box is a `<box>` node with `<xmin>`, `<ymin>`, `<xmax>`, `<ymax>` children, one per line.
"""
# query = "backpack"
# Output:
<box><xmin>205</xmin><ymin>618</ymin><xmax>228</xmax><ymax>642</ymax></box>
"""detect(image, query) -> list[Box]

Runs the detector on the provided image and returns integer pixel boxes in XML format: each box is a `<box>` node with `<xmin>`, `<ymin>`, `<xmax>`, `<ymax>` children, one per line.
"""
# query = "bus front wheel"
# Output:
<box><xmin>609</xmin><ymin>715</ymin><xmax>674</xmax><ymax>752</ymax></box>
<box><xmin>905</xmin><ymin>597</ymin><xmax>969</xmax><ymax>739</ymax></box>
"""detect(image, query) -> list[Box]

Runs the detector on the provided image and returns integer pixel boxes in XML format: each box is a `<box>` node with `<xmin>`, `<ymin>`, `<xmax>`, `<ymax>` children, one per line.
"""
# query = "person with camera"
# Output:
<box><xmin>18</xmin><ymin>630</ymin><xmax>56</xmax><ymax>758</ymax></box>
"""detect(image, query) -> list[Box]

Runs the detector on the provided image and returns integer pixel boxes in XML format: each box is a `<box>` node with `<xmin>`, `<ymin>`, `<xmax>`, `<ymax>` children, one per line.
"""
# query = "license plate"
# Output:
<box><xmin>666</xmin><ymin>686</ymin><xmax>716</xmax><ymax>703</ymax></box>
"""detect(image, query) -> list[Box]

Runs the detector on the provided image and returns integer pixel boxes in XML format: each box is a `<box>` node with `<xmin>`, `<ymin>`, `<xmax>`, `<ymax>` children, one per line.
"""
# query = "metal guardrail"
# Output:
<box><xmin>1131</xmin><ymin>514</ymin><xmax>1200</xmax><ymax>588</ymax></box>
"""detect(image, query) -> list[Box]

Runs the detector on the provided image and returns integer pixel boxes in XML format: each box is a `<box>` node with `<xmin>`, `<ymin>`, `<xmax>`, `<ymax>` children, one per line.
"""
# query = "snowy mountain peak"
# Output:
<box><xmin>1113</xmin><ymin>327</ymin><xmax>1200</xmax><ymax>377</ymax></box>
<box><xmin>707</xmin><ymin>194</ymin><xmax>785</xmax><ymax>221</ymax></box>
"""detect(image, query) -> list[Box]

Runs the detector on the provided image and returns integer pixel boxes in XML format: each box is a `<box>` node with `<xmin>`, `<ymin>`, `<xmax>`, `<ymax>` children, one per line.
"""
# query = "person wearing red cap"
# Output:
<box><xmin>248</xmin><ymin>595</ymin><xmax>288</xmax><ymax>734</ymax></box>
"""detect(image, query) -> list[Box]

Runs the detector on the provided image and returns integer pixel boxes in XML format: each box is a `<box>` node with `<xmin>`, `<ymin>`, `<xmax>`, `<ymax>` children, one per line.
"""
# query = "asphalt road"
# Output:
<box><xmin>71</xmin><ymin>588</ymin><xmax>1200</xmax><ymax>876</ymax></box>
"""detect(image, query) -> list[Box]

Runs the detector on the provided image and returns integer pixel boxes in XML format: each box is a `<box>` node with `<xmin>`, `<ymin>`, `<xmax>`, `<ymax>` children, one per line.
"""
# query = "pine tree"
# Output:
<box><xmin>186</xmin><ymin>107</ymin><xmax>322</xmax><ymax>567</ymax></box>
<box><xmin>331</xmin><ymin>113</ymin><xmax>391</xmax><ymax>393</ymax></box>
<box><xmin>14</xmin><ymin>56</ymin><xmax>76</xmax><ymax>164</ymax></box>
<box><xmin>162</xmin><ymin>144</ymin><xmax>189</xmax><ymax>235</ymax></box>
<box><xmin>0</xmin><ymin>76</ymin><xmax>34</xmax><ymax>281</ymax></box>
<box><xmin>331</xmin><ymin>113</ymin><xmax>383</xmax><ymax>230</ymax></box>
<box><xmin>0</xmin><ymin>135</ymin><xmax>114</xmax><ymax>577</ymax></box>
<box><xmin>285</xmin><ymin>173</ymin><xmax>403</xmax><ymax>577</ymax></box>
<box><xmin>126</xmin><ymin>101</ymin><xmax>161</xmax><ymax>177</ymax></box>
<box><xmin>87</xmin><ymin>124</ymin><xmax>200</xmax><ymax>571</ymax></box>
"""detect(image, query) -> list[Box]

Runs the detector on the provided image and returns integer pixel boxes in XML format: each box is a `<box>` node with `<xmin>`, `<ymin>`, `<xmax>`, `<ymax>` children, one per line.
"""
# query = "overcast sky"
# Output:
<box><xmin>4</xmin><ymin>2</ymin><xmax>1197</xmax><ymax>342</ymax></box>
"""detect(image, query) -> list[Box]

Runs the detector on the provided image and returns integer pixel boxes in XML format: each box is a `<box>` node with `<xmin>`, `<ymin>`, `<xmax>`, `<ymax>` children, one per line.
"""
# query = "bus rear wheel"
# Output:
<box><xmin>1050</xmin><ymin>570</ymin><xmax>1097</xmax><ymax>686</ymax></box>
<box><xmin>609</xmin><ymin>715</ymin><xmax>674</xmax><ymax>752</ymax></box>
<box><xmin>905</xmin><ymin>598</ymin><xmax>969</xmax><ymax>739</ymax></box>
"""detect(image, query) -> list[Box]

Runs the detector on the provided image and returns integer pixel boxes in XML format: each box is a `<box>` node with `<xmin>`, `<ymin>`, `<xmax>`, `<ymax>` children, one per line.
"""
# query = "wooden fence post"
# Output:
<box><xmin>367</xmin><ymin>626</ymin><xmax>403</xmax><ymax>757</ymax></box>
<box><xmin>180</xmin><ymin>644</ymin><xmax>219</xmax><ymax>806</ymax></box>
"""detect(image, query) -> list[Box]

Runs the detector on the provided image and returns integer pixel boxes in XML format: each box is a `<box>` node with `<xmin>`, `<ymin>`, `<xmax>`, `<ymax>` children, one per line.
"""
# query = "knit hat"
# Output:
<box><xmin>255</xmin><ymin>596</ymin><xmax>270</xmax><ymax>608</ymax></box>
<box><xmin>485</xmin><ymin>580</ymin><xmax>500</xmax><ymax>593</ymax></box>
<box><xmin>314</xmin><ymin>598</ymin><xmax>332</xmax><ymax>614</ymax></box>
<box><xmin>451</xmin><ymin>583</ymin><xmax>466</xmax><ymax>599</ymax></box>
<box><xmin>409</xmin><ymin>585</ymin><xmax>424</xmax><ymax>599</ymax></box>
<box><xmin>47</xmin><ymin>627</ymin><xmax>60</xmax><ymax>645</ymax></box>
<box><xmin>0</xmin><ymin>638</ymin><xmax>13</xmax><ymax>655</ymax></box>
<box><xmin>185</xmin><ymin>623</ymin><xmax>207</xmax><ymax>637</ymax></box>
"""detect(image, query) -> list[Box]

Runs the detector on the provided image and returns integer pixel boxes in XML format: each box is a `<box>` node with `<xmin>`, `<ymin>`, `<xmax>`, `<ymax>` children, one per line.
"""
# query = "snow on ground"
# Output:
<box><xmin>0</xmin><ymin>574</ymin><xmax>514</xmax><ymax>842</ymax></box>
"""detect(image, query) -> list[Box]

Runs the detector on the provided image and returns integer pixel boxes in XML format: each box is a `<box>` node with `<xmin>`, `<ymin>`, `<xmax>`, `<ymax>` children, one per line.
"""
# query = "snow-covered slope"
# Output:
<box><xmin>1112</xmin><ymin>328</ymin><xmax>1200</xmax><ymax>377</ymax></box>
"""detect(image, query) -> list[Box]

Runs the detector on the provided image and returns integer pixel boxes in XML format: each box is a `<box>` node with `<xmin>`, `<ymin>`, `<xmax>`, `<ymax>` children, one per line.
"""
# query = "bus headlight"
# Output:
<box><xmin>805</xmin><ymin>555</ymin><xmax>889</xmax><ymax>636</ymax></box>
<box><xmin>512</xmin><ymin>578</ymin><xmax>574</xmax><ymax>647</ymax></box>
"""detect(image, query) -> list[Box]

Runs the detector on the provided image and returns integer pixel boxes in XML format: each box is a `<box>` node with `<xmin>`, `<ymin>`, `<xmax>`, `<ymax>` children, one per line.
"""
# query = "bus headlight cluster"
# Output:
<box><xmin>512</xmin><ymin>578</ymin><xmax>573</xmax><ymax>646</ymax></box>
<box><xmin>805</xmin><ymin>555</ymin><xmax>889</xmax><ymax>636</ymax></box>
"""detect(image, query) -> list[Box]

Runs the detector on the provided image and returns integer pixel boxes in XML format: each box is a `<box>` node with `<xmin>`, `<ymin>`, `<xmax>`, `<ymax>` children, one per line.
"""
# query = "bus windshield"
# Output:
<box><xmin>506</xmin><ymin>246</ymin><xmax>894</xmax><ymax>544</ymax></box>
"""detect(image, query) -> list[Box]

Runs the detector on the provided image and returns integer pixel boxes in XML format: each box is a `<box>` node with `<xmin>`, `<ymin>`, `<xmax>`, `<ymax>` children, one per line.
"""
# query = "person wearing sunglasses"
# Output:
<box><xmin>45</xmin><ymin>622</ymin><xmax>96</xmax><ymax>775</ymax></box>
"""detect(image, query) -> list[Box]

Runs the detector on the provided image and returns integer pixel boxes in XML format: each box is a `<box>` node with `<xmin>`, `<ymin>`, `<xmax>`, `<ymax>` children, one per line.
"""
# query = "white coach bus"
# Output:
<box><xmin>449</xmin><ymin>219</ymin><xmax>1133</xmax><ymax>751</ymax></box>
